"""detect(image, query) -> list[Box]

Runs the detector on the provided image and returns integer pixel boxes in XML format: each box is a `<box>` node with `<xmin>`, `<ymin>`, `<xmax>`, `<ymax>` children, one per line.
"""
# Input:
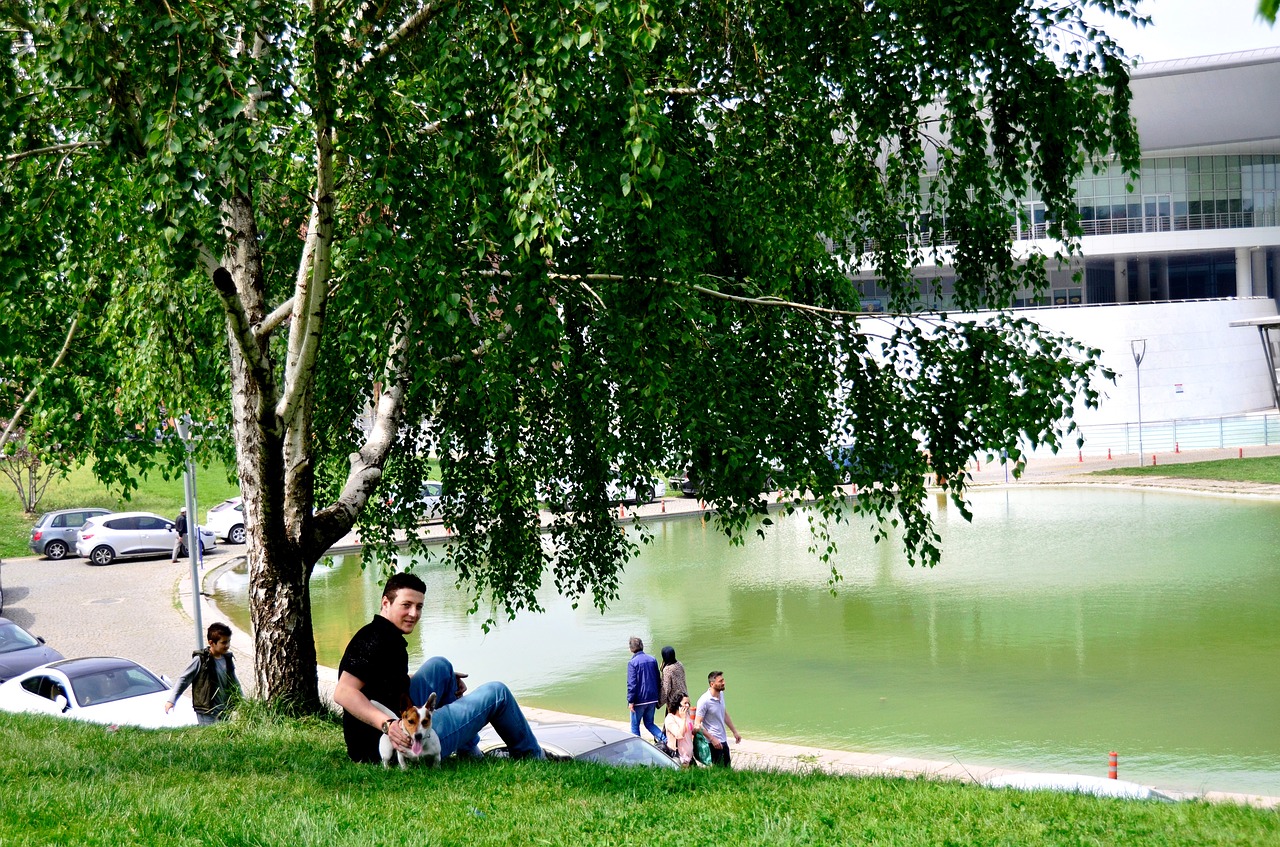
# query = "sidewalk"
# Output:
<box><xmin>4</xmin><ymin>446</ymin><xmax>1278</xmax><ymax>808</ymax></box>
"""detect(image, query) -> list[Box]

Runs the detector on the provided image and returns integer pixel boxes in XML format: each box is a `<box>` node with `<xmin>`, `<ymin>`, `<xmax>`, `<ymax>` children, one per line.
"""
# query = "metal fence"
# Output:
<box><xmin>1065</xmin><ymin>413</ymin><xmax>1280</xmax><ymax>456</ymax></box>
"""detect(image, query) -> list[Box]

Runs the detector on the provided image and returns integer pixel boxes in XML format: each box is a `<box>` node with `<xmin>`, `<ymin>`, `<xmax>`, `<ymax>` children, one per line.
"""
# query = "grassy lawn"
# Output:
<box><xmin>1</xmin><ymin>709</ymin><xmax>1275</xmax><ymax>847</ymax></box>
<box><xmin>1090</xmin><ymin>456</ymin><xmax>1280</xmax><ymax>484</ymax></box>
<box><xmin>0</xmin><ymin>460</ymin><xmax>241</xmax><ymax>560</ymax></box>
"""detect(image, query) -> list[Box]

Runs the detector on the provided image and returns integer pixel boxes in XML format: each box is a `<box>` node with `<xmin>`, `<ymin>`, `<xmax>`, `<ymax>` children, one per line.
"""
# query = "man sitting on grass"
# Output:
<box><xmin>334</xmin><ymin>571</ymin><xmax>544</xmax><ymax>763</ymax></box>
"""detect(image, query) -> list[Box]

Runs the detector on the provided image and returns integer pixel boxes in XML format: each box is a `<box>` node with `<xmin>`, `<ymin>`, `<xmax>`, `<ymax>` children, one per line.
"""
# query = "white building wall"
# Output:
<box><xmin>1021</xmin><ymin>298</ymin><xmax>1278</xmax><ymax>427</ymax></box>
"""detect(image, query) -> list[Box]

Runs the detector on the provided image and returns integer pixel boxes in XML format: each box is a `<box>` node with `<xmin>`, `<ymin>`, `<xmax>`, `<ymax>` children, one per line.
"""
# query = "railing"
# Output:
<box><xmin>1074</xmin><ymin>210</ymin><xmax>1280</xmax><ymax>239</ymax></box>
<box><xmin>844</xmin><ymin>210</ymin><xmax>1279</xmax><ymax>254</ymax></box>
<box><xmin>1034</xmin><ymin>412</ymin><xmax>1280</xmax><ymax>457</ymax></box>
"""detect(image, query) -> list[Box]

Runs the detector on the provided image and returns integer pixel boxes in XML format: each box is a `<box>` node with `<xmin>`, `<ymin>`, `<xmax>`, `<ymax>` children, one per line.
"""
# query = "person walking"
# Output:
<box><xmin>626</xmin><ymin>636</ymin><xmax>665</xmax><ymax>744</ymax></box>
<box><xmin>658</xmin><ymin>645</ymin><xmax>686</xmax><ymax>716</ymax></box>
<box><xmin>165</xmin><ymin>621</ymin><xmax>241</xmax><ymax>725</ymax></box>
<box><xmin>695</xmin><ymin>670</ymin><xmax>741</xmax><ymax>768</ymax></box>
<box><xmin>170</xmin><ymin>506</ymin><xmax>189</xmax><ymax>562</ymax></box>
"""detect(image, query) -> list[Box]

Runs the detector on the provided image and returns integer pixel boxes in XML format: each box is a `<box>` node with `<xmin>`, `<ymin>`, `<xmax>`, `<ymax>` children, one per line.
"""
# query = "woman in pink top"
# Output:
<box><xmin>663</xmin><ymin>691</ymin><xmax>695</xmax><ymax>765</ymax></box>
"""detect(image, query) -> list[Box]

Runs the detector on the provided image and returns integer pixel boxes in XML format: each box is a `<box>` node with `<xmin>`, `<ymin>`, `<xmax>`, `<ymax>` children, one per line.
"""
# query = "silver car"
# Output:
<box><xmin>479</xmin><ymin>721</ymin><xmax>678</xmax><ymax>768</ymax></box>
<box><xmin>28</xmin><ymin>508</ymin><xmax>112</xmax><ymax>560</ymax></box>
<box><xmin>75</xmin><ymin>511</ymin><xmax>216</xmax><ymax>566</ymax></box>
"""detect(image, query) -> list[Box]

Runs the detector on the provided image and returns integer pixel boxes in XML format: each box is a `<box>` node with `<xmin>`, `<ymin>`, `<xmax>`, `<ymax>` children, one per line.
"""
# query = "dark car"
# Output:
<box><xmin>0</xmin><ymin>617</ymin><xmax>64</xmax><ymax>684</ymax></box>
<box><xmin>29</xmin><ymin>508</ymin><xmax>113</xmax><ymax>560</ymax></box>
<box><xmin>678</xmin><ymin>471</ymin><xmax>700</xmax><ymax>498</ymax></box>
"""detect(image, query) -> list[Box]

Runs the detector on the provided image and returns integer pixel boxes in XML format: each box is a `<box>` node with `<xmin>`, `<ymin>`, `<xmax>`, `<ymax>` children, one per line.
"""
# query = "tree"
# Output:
<box><xmin>2</xmin><ymin>0</ymin><xmax>1141</xmax><ymax>713</ymax></box>
<box><xmin>0</xmin><ymin>424</ymin><xmax>56</xmax><ymax>514</ymax></box>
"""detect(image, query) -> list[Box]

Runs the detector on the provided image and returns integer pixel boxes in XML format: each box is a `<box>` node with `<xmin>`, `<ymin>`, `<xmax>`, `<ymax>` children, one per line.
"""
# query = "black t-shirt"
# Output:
<box><xmin>338</xmin><ymin>615</ymin><xmax>411</xmax><ymax>763</ymax></box>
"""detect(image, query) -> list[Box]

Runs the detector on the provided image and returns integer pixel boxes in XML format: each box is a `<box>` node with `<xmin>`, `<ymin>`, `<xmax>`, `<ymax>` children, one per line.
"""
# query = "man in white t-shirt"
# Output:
<box><xmin>694</xmin><ymin>670</ymin><xmax>741</xmax><ymax>767</ymax></box>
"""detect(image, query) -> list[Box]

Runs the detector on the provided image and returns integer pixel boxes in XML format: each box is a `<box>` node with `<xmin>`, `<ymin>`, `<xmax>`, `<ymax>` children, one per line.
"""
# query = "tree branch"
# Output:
<box><xmin>277</xmin><ymin>8</ymin><xmax>336</xmax><ymax>425</ymax></box>
<box><xmin>0</xmin><ymin>315</ymin><xmax>78</xmax><ymax>451</ymax></box>
<box><xmin>307</xmin><ymin>324</ymin><xmax>409</xmax><ymax>556</ymax></box>
<box><xmin>256</xmin><ymin>296</ymin><xmax>296</xmax><ymax>338</ymax></box>
<box><xmin>2</xmin><ymin>141</ymin><xmax>105</xmax><ymax>163</ymax></box>
<box><xmin>212</xmin><ymin>265</ymin><xmax>276</xmax><ymax>393</ymax></box>
<box><xmin>544</xmin><ymin>271</ymin><xmax>882</xmax><ymax>319</ymax></box>
<box><xmin>353</xmin><ymin>0</ymin><xmax>445</xmax><ymax>75</ymax></box>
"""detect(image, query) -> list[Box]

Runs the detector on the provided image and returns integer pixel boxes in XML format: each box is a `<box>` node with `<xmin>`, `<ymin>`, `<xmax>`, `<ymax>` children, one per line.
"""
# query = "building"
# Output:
<box><xmin>857</xmin><ymin>47</ymin><xmax>1280</xmax><ymax>435</ymax></box>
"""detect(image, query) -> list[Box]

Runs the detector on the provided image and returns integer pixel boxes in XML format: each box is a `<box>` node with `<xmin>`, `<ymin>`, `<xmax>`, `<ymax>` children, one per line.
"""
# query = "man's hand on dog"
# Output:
<box><xmin>387</xmin><ymin>719</ymin><xmax>414</xmax><ymax>754</ymax></box>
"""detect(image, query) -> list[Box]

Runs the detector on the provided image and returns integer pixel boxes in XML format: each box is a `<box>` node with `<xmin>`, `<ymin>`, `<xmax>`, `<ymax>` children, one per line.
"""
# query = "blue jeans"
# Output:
<box><xmin>630</xmin><ymin>702</ymin><xmax>665</xmax><ymax>744</ymax></box>
<box><xmin>409</xmin><ymin>657</ymin><xmax>543</xmax><ymax>760</ymax></box>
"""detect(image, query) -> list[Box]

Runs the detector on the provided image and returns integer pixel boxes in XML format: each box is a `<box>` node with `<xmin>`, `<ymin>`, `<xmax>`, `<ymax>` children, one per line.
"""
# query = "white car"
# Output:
<box><xmin>0</xmin><ymin>656</ymin><xmax>197</xmax><ymax>728</ymax></box>
<box><xmin>206</xmin><ymin>497</ymin><xmax>246</xmax><ymax>544</ymax></box>
<box><xmin>606</xmin><ymin>476</ymin><xmax>667</xmax><ymax>505</ymax></box>
<box><xmin>386</xmin><ymin>482</ymin><xmax>444</xmax><ymax>523</ymax></box>
<box><xmin>75</xmin><ymin>511</ymin><xmax>216</xmax><ymax>566</ymax></box>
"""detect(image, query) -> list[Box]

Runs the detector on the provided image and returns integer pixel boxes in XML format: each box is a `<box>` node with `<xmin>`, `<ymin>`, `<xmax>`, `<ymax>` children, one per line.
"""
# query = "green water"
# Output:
<box><xmin>214</xmin><ymin>487</ymin><xmax>1280</xmax><ymax>795</ymax></box>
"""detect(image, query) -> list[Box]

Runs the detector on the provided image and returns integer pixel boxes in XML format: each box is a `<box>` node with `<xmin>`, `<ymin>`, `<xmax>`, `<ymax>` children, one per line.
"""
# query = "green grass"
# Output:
<box><xmin>0</xmin><ymin>460</ymin><xmax>241</xmax><ymax>560</ymax></box>
<box><xmin>0</xmin><ymin>708</ymin><xmax>1275</xmax><ymax>847</ymax></box>
<box><xmin>1090</xmin><ymin>456</ymin><xmax>1280</xmax><ymax>484</ymax></box>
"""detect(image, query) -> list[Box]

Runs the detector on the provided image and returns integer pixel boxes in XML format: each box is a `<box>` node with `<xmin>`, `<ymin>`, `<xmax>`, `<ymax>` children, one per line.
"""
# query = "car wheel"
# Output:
<box><xmin>229</xmin><ymin>524</ymin><xmax>246</xmax><ymax>545</ymax></box>
<box><xmin>44</xmin><ymin>540</ymin><xmax>69</xmax><ymax>560</ymax></box>
<box><xmin>89</xmin><ymin>545</ymin><xmax>115</xmax><ymax>566</ymax></box>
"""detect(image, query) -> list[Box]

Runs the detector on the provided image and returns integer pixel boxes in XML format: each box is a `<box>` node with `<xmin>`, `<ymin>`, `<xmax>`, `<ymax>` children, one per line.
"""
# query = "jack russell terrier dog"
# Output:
<box><xmin>374</xmin><ymin>692</ymin><xmax>441</xmax><ymax>769</ymax></box>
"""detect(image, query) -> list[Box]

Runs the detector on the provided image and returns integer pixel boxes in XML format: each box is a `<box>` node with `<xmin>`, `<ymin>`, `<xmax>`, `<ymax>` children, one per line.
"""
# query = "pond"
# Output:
<box><xmin>213</xmin><ymin>487</ymin><xmax>1280</xmax><ymax>796</ymax></box>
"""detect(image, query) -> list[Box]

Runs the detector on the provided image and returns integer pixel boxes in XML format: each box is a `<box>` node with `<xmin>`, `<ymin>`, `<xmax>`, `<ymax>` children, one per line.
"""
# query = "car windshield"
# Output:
<box><xmin>71</xmin><ymin>666</ymin><xmax>166</xmax><ymax>707</ymax></box>
<box><xmin>578</xmin><ymin>737</ymin><xmax>675</xmax><ymax>768</ymax></box>
<box><xmin>0</xmin><ymin>623</ymin><xmax>41</xmax><ymax>654</ymax></box>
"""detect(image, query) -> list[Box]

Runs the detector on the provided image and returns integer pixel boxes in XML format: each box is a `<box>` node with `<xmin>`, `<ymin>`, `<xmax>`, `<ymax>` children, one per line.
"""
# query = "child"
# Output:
<box><xmin>166</xmin><ymin>622</ymin><xmax>241</xmax><ymax>725</ymax></box>
<box><xmin>663</xmin><ymin>691</ymin><xmax>695</xmax><ymax>766</ymax></box>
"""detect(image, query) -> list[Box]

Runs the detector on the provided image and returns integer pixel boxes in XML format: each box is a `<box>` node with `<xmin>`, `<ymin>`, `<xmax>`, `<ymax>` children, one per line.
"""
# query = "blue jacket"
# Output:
<box><xmin>627</xmin><ymin>651</ymin><xmax>660</xmax><ymax>706</ymax></box>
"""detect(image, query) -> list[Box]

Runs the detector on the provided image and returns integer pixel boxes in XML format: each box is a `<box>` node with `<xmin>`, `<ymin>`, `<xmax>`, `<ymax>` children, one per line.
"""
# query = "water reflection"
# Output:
<box><xmin>214</xmin><ymin>488</ymin><xmax>1280</xmax><ymax>795</ymax></box>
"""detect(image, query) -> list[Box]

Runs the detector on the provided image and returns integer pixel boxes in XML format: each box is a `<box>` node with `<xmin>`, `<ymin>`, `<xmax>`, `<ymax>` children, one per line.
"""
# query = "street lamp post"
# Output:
<box><xmin>175</xmin><ymin>413</ymin><xmax>204</xmax><ymax>651</ymax></box>
<box><xmin>1131</xmin><ymin>339</ymin><xmax>1147</xmax><ymax>467</ymax></box>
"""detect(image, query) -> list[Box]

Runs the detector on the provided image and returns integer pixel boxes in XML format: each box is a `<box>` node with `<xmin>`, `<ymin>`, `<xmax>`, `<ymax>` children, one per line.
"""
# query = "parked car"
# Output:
<box><xmin>478</xmin><ymin>721</ymin><xmax>678</xmax><ymax>768</ymax></box>
<box><xmin>830</xmin><ymin>443</ymin><xmax>856</xmax><ymax>484</ymax></box>
<box><xmin>28</xmin><ymin>508</ymin><xmax>113</xmax><ymax>560</ymax></box>
<box><xmin>606</xmin><ymin>477</ymin><xmax>667</xmax><ymax>505</ymax></box>
<box><xmin>0</xmin><ymin>617</ymin><xmax>64</xmax><ymax>684</ymax></box>
<box><xmin>386</xmin><ymin>481</ymin><xmax>445</xmax><ymax>523</ymax></box>
<box><xmin>541</xmin><ymin>476</ymin><xmax>667</xmax><ymax>508</ymax></box>
<box><xmin>677</xmin><ymin>471</ymin><xmax>700</xmax><ymax>498</ymax></box>
<box><xmin>206</xmin><ymin>497</ymin><xmax>246</xmax><ymax>544</ymax></box>
<box><xmin>75</xmin><ymin>511</ymin><xmax>217</xmax><ymax>566</ymax></box>
<box><xmin>0</xmin><ymin>656</ymin><xmax>197</xmax><ymax>728</ymax></box>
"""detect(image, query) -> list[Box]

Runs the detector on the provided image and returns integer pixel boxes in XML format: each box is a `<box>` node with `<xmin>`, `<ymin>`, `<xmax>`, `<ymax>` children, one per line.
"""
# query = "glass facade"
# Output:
<box><xmin>853</xmin><ymin>155</ymin><xmax>1279</xmax><ymax>308</ymax></box>
<box><xmin>1053</xmin><ymin>155</ymin><xmax>1280</xmax><ymax>237</ymax></box>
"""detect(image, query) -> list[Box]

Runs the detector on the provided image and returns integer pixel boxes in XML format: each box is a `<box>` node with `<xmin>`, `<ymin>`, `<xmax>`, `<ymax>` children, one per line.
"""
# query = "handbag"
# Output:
<box><xmin>693</xmin><ymin>730</ymin><xmax>712</xmax><ymax>766</ymax></box>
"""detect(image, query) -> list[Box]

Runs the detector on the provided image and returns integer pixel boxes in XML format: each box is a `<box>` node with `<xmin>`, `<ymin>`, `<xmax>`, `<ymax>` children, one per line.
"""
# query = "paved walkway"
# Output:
<box><xmin>3</xmin><ymin>445</ymin><xmax>1279</xmax><ymax>808</ymax></box>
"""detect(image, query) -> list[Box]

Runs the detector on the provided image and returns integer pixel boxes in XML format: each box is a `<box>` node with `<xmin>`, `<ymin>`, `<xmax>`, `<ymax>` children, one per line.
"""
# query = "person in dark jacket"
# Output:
<box><xmin>166</xmin><ymin>621</ymin><xmax>241</xmax><ymax>725</ymax></box>
<box><xmin>626</xmin><ymin>636</ymin><xmax>665</xmax><ymax>744</ymax></box>
<box><xmin>170</xmin><ymin>507</ymin><xmax>189</xmax><ymax>562</ymax></box>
